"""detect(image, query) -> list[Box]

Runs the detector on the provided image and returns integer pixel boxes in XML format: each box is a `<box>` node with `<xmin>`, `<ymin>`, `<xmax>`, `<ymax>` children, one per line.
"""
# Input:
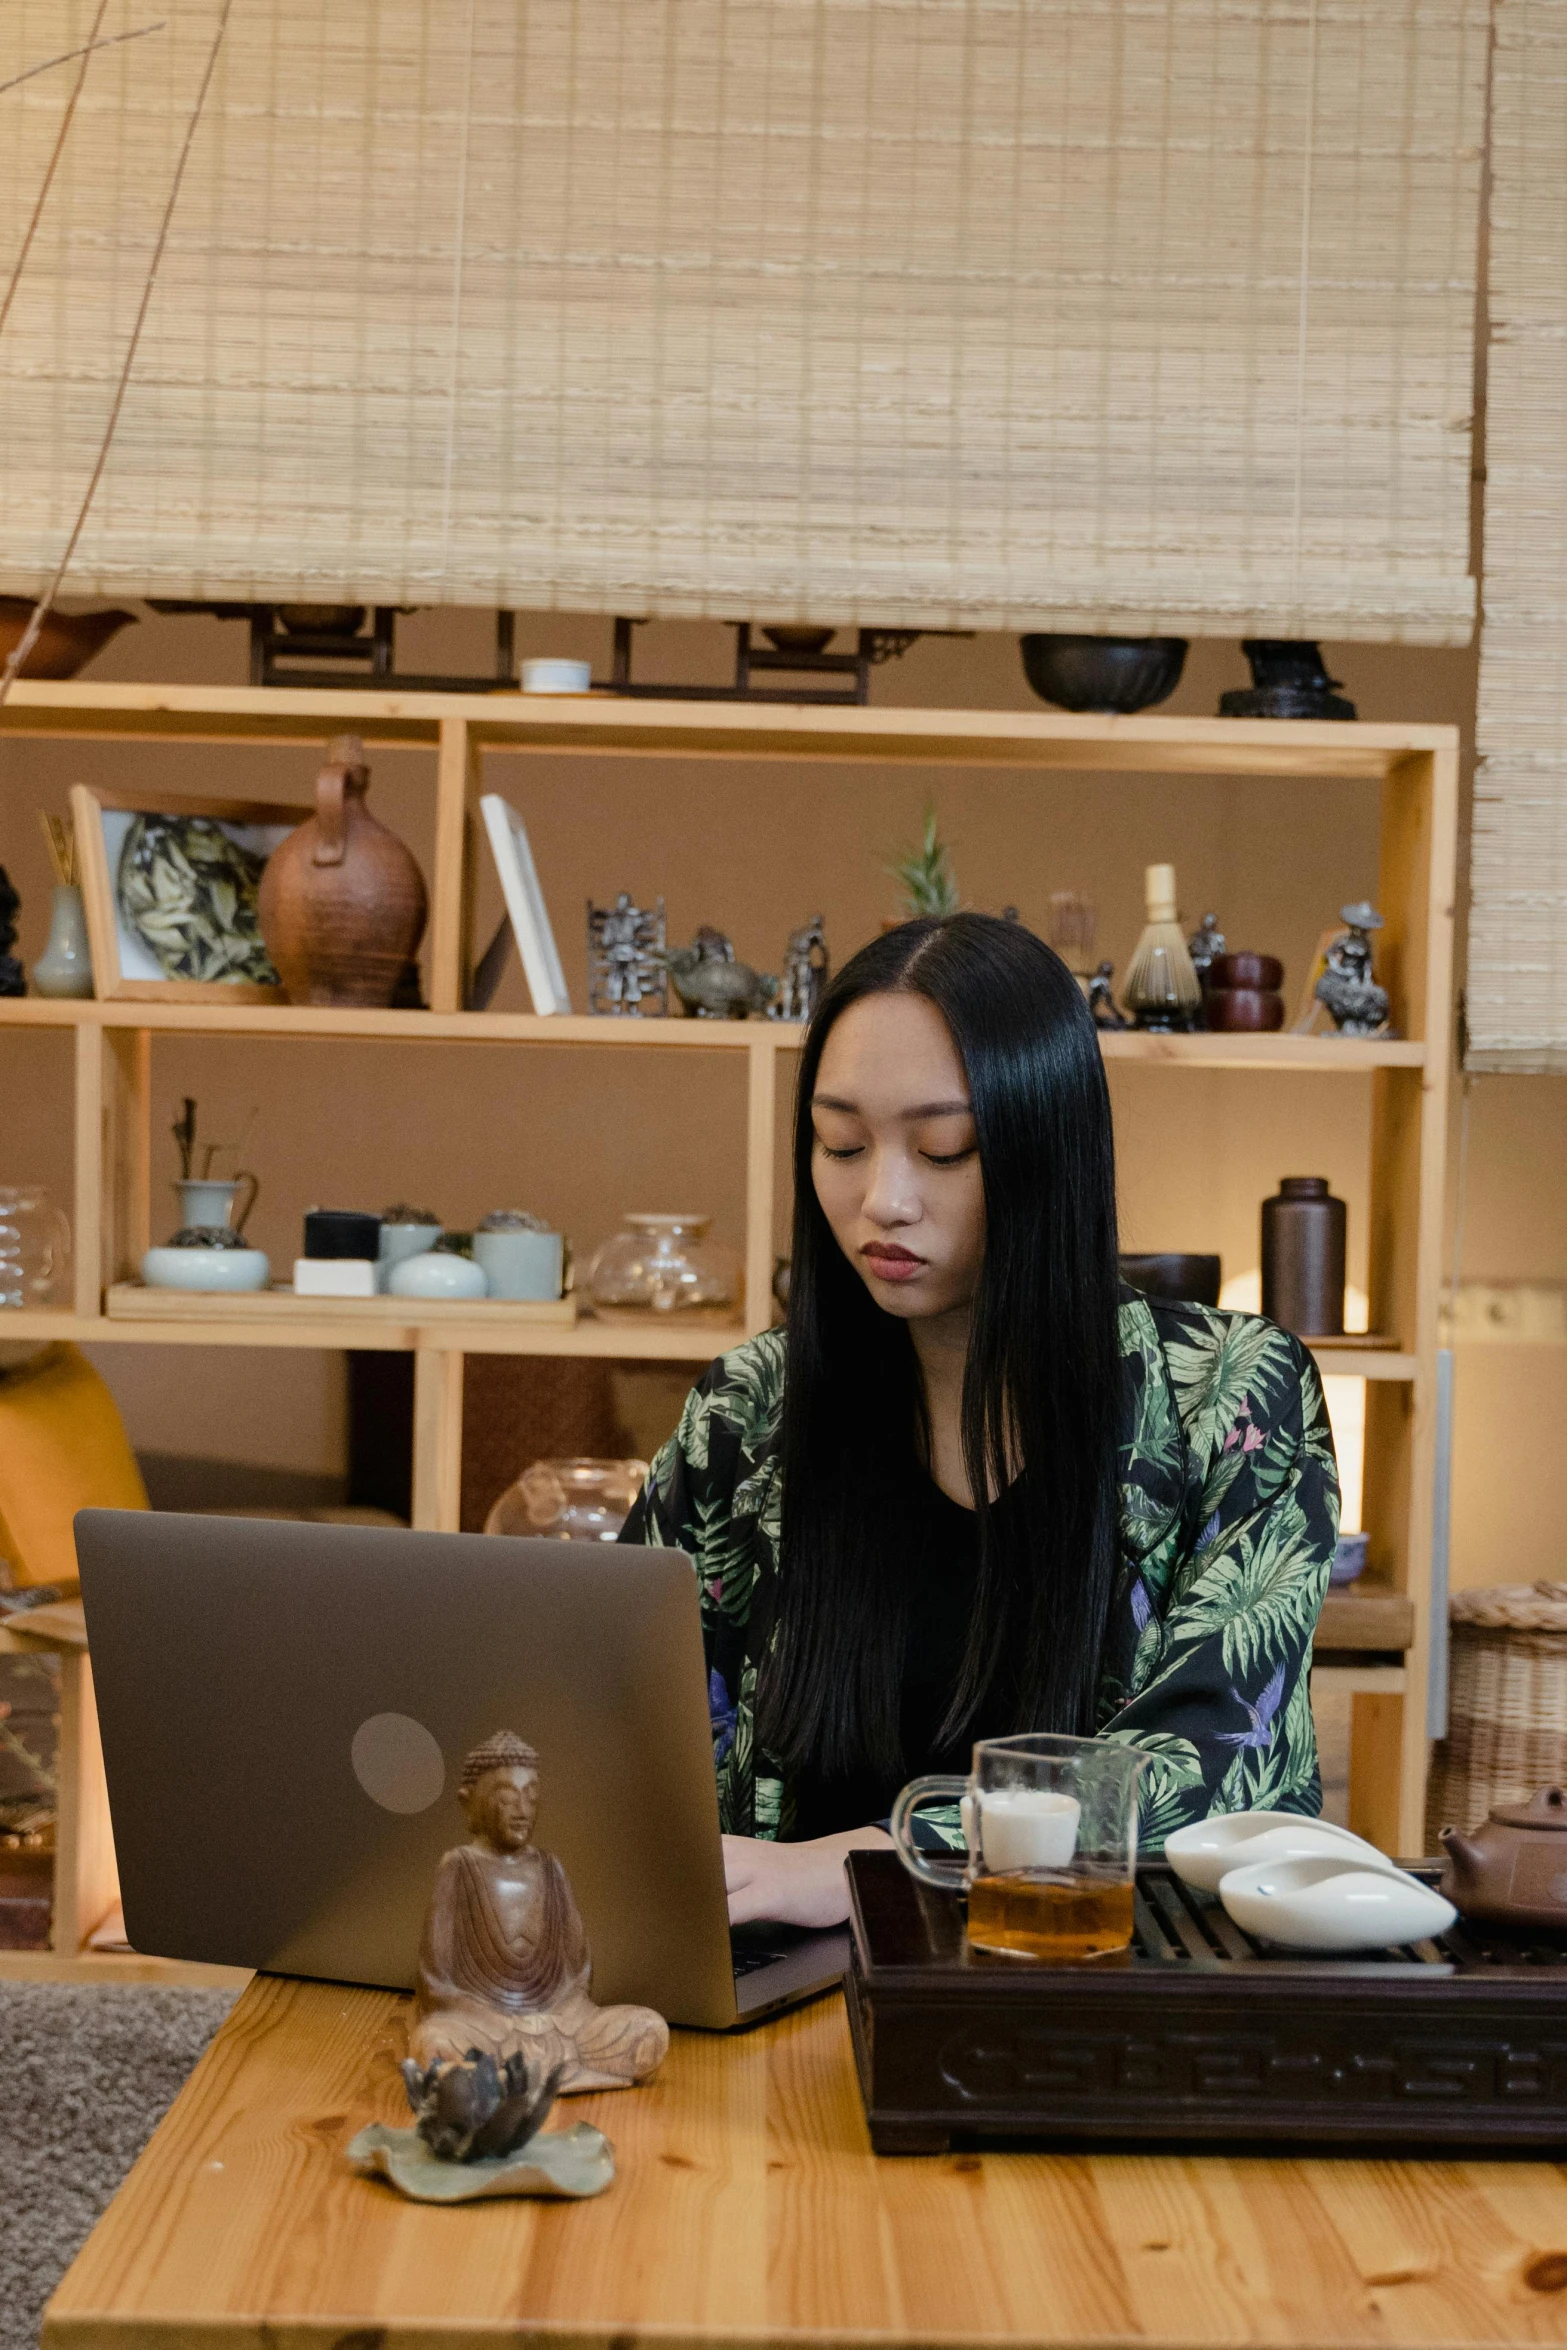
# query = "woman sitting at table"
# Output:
<box><xmin>619</xmin><ymin>913</ymin><xmax>1338</xmax><ymax>1928</ymax></box>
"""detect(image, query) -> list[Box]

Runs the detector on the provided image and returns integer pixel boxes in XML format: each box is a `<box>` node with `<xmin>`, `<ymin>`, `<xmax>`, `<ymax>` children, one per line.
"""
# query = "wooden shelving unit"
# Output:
<box><xmin>0</xmin><ymin>680</ymin><xmax>1458</xmax><ymax>1957</ymax></box>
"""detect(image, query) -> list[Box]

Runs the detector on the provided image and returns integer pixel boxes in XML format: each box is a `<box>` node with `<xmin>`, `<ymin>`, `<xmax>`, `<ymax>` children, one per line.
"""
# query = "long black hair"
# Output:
<box><xmin>756</xmin><ymin>912</ymin><xmax>1122</xmax><ymax>1782</ymax></box>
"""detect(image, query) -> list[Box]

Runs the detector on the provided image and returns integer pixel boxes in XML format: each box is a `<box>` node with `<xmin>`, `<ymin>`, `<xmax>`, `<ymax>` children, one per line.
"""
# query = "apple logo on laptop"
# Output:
<box><xmin>351</xmin><ymin>1712</ymin><xmax>446</xmax><ymax>1813</ymax></box>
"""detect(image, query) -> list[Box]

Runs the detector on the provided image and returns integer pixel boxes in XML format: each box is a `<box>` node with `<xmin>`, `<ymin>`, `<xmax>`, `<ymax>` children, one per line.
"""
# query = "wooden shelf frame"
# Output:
<box><xmin>0</xmin><ymin>681</ymin><xmax>1458</xmax><ymax>1915</ymax></box>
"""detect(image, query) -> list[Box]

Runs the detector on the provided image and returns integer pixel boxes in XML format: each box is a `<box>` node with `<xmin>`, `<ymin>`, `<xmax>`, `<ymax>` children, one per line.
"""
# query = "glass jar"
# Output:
<box><xmin>587</xmin><ymin>1213</ymin><xmax>739</xmax><ymax>1323</ymax></box>
<box><xmin>484</xmin><ymin>1457</ymin><xmax>649</xmax><ymax>1542</ymax></box>
<box><xmin>0</xmin><ymin>1188</ymin><xmax>71</xmax><ymax>1308</ymax></box>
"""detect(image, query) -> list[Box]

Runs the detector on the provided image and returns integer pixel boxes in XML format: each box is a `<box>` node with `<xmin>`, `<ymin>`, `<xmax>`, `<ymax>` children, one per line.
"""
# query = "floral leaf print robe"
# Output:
<box><xmin>619</xmin><ymin>1291</ymin><xmax>1339</xmax><ymax>1849</ymax></box>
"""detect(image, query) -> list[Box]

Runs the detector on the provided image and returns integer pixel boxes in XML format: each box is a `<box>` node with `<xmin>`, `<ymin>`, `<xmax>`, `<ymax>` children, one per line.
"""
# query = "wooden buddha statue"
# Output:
<box><xmin>409</xmin><ymin>1731</ymin><xmax>668</xmax><ymax>2092</ymax></box>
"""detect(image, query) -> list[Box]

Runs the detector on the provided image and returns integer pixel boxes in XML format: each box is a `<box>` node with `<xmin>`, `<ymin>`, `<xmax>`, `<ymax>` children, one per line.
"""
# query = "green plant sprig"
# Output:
<box><xmin>886</xmin><ymin>804</ymin><xmax>960</xmax><ymax>919</ymax></box>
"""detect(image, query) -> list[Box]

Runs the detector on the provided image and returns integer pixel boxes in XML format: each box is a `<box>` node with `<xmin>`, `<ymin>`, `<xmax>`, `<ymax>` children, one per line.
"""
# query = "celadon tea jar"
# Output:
<box><xmin>586</xmin><ymin>1213</ymin><xmax>739</xmax><ymax>1323</ymax></box>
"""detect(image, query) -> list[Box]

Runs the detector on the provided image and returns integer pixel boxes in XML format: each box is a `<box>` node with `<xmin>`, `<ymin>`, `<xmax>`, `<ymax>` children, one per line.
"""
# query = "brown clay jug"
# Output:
<box><xmin>259</xmin><ymin>735</ymin><xmax>427</xmax><ymax>1007</ymax></box>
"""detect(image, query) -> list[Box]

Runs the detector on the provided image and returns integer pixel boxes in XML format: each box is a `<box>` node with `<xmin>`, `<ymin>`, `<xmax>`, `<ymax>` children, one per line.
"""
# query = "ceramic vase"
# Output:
<box><xmin>257</xmin><ymin>735</ymin><xmax>427</xmax><ymax>1006</ymax></box>
<box><xmin>32</xmin><ymin>884</ymin><xmax>94</xmax><ymax>997</ymax></box>
<box><xmin>1261</xmin><ymin>1176</ymin><xmax>1346</xmax><ymax>1336</ymax></box>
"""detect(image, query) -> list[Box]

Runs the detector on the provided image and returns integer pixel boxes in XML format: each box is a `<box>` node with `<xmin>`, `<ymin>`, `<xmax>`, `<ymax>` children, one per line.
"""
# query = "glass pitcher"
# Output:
<box><xmin>891</xmin><ymin>1731</ymin><xmax>1147</xmax><ymax>1960</ymax></box>
<box><xmin>484</xmin><ymin>1457</ymin><xmax>649</xmax><ymax>1542</ymax></box>
<box><xmin>587</xmin><ymin>1214</ymin><xmax>738</xmax><ymax>1322</ymax></box>
<box><xmin>0</xmin><ymin>1188</ymin><xmax>72</xmax><ymax>1308</ymax></box>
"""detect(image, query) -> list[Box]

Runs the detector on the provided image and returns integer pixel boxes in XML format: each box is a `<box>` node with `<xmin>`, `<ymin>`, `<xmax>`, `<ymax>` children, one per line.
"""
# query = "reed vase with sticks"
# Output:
<box><xmin>32</xmin><ymin>808</ymin><xmax>93</xmax><ymax>997</ymax></box>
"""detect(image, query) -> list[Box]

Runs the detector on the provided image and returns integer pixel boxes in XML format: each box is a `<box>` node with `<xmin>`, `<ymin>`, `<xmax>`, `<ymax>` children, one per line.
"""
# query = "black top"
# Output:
<box><xmin>789</xmin><ymin>1477</ymin><xmax>1007</xmax><ymax>1840</ymax></box>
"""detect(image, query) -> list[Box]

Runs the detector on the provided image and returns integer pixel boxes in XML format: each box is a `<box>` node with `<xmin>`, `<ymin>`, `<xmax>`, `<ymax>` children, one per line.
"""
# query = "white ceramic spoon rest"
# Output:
<box><xmin>1218</xmin><ymin>1854</ymin><xmax>1457</xmax><ymax>1953</ymax></box>
<box><xmin>1165</xmin><ymin>1811</ymin><xmax>1395</xmax><ymax>1896</ymax></box>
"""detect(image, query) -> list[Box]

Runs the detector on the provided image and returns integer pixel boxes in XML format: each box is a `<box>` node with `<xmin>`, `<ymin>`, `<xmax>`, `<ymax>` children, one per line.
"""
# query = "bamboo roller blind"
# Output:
<box><xmin>1468</xmin><ymin>0</ymin><xmax>1567</xmax><ymax>1071</ymax></box>
<box><xmin>0</xmin><ymin>0</ymin><xmax>1485</xmax><ymax>637</ymax></box>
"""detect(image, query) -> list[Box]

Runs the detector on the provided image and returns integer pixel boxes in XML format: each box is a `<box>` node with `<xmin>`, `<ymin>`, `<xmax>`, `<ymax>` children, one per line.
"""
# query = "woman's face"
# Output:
<box><xmin>811</xmin><ymin>990</ymin><xmax>984</xmax><ymax>1324</ymax></box>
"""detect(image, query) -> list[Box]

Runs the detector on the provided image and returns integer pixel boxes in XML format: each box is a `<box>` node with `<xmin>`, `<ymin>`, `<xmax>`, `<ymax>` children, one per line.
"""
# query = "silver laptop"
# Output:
<box><xmin>74</xmin><ymin>1510</ymin><xmax>847</xmax><ymax>2029</ymax></box>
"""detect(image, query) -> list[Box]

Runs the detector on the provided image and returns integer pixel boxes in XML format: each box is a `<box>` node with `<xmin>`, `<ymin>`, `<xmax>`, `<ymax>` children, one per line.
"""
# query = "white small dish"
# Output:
<box><xmin>1166</xmin><ymin>1811</ymin><xmax>1393</xmax><ymax>1895</ymax></box>
<box><xmin>387</xmin><ymin>1250</ymin><xmax>488</xmax><ymax>1301</ymax></box>
<box><xmin>141</xmin><ymin>1246</ymin><xmax>270</xmax><ymax>1294</ymax></box>
<box><xmin>520</xmin><ymin>658</ymin><xmax>592</xmax><ymax>695</ymax></box>
<box><xmin>1219</xmin><ymin>1854</ymin><xmax>1457</xmax><ymax>1952</ymax></box>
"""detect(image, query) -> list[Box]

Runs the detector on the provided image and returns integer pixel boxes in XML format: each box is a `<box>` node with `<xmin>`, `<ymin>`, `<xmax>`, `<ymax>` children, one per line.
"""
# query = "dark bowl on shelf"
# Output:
<box><xmin>1020</xmin><ymin>634</ymin><xmax>1188</xmax><ymax>714</ymax></box>
<box><xmin>763</xmin><ymin>625</ymin><xmax>836</xmax><ymax>656</ymax></box>
<box><xmin>277</xmin><ymin>604</ymin><xmax>368</xmax><ymax>636</ymax></box>
<box><xmin>1119</xmin><ymin>1252</ymin><xmax>1222</xmax><ymax>1308</ymax></box>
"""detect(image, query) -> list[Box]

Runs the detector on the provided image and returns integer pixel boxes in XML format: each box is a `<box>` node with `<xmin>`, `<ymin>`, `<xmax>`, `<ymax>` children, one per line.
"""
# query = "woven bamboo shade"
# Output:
<box><xmin>1468</xmin><ymin>0</ymin><xmax>1567</xmax><ymax>1070</ymax></box>
<box><xmin>0</xmin><ymin>0</ymin><xmax>1484</xmax><ymax>636</ymax></box>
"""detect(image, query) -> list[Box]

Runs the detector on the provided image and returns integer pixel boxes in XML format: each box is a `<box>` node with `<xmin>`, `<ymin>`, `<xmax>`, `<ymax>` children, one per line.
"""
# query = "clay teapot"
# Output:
<box><xmin>258</xmin><ymin>735</ymin><xmax>426</xmax><ymax>1007</ymax></box>
<box><xmin>1439</xmin><ymin>1786</ymin><xmax>1567</xmax><ymax>1933</ymax></box>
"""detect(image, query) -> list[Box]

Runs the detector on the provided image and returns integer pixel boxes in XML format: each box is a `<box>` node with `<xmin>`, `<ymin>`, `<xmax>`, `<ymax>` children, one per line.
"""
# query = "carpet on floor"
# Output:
<box><xmin>0</xmin><ymin>1983</ymin><xmax>238</xmax><ymax>2350</ymax></box>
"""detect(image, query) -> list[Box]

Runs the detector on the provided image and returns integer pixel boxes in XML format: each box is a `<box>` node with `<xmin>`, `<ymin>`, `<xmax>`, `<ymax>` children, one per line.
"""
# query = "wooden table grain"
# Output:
<box><xmin>43</xmin><ymin>1975</ymin><xmax>1567</xmax><ymax>2350</ymax></box>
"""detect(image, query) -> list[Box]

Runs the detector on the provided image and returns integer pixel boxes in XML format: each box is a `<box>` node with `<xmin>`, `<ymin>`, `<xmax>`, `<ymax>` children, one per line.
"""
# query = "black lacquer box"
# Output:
<box><xmin>844</xmin><ymin>1849</ymin><xmax>1567</xmax><ymax>2154</ymax></box>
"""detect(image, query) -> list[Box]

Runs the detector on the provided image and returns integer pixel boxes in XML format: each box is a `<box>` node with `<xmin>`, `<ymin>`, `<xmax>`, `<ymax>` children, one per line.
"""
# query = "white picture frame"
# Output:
<box><xmin>478</xmin><ymin>794</ymin><xmax>572</xmax><ymax>1016</ymax></box>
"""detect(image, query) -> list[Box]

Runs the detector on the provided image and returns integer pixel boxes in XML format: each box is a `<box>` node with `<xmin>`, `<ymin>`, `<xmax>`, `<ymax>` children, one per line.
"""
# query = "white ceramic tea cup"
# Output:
<box><xmin>1218</xmin><ymin>1854</ymin><xmax>1456</xmax><ymax>1952</ymax></box>
<box><xmin>960</xmin><ymin>1787</ymin><xmax>1081</xmax><ymax>1872</ymax></box>
<box><xmin>521</xmin><ymin>657</ymin><xmax>592</xmax><ymax>694</ymax></box>
<box><xmin>472</xmin><ymin>1227</ymin><xmax>564</xmax><ymax>1301</ymax></box>
<box><xmin>377</xmin><ymin>1221</ymin><xmax>443</xmax><ymax>1291</ymax></box>
<box><xmin>1166</xmin><ymin>1811</ymin><xmax>1394</xmax><ymax>1895</ymax></box>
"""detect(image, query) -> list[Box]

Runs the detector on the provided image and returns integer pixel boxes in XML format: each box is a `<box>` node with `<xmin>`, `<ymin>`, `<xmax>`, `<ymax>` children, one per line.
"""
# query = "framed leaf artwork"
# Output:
<box><xmin>70</xmin><ymin>783</ymin><xmax>307</xmax><ymax>1003</ymax></box>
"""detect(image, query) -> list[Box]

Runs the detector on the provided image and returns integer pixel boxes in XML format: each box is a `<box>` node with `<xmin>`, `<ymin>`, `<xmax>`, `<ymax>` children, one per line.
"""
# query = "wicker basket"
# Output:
<box><xmin>1424</xmin><ymin>1582</ymin><xmax>1567</xmax><ymax>1849</ymax></box>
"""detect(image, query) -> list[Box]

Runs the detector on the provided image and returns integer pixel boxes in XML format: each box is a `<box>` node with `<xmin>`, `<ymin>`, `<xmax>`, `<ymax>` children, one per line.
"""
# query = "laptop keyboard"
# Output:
<box><xmin>730</xmin><ymin>1922</ymin><xmax>812</xmax><ymax>1981</ymax></box>
<box><xmin>732</xmin><ymin>1943</ymin><xmax>790</xmax><ymax>1980</ymax></box>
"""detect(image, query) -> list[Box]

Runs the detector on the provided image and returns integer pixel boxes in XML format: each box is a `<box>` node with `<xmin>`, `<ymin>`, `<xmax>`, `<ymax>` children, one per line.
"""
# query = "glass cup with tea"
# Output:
<box><xmin>890</xmin><ymin>1732</ymin><xmax>1147</xmax><ymax>1960</ymax></box>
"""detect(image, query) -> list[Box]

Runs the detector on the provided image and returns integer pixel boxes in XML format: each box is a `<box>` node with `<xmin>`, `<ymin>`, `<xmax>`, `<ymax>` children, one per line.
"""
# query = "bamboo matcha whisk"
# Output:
<box><xmin>1124</xmin><ymin>863</ymin><xmax>1201</xmax><ymax>1030</ymax></box>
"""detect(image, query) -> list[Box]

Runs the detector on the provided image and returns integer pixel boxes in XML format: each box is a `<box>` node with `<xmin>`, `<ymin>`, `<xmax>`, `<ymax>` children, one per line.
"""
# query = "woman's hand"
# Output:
<box><xmin>722</xmin><ymin>1827</ymin><xmax>893</xmax><ymax>1928</ymax></box>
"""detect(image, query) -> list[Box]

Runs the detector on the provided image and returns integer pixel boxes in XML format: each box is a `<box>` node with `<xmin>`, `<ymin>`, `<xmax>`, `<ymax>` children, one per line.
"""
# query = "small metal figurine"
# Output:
<box><xmin>587</xmin><ymin>893</ymin><xmax>667</xmax><ymax>1015</ymax></box>
<box><xmin>1187</xmin><ymin>912</ymin><xmax>1225</xmax><ymax>989</ymax></box>
<box><xmin>0</xmin><ymin>866</ymin><xmax>25</xmax><ymax>997</ymax></box>
<box><xmin>1087</xmin><ymin>961</ymin><xmax>1129</xmax><ymax>1030</ymax></box>
<box><xmin>666</xmin><ymin>929</ymin><xmax>777</xmax><ymax>1018</ymax></box>
<box><xmin>1315</xmin><ymin>901</ymin><xmax>1391</xmax><ymax>1036</ymax></box>
<box><xmin>772</xmin><ymin>915</ymin><xmax>828</xmax><ymax>1022</ymax></box>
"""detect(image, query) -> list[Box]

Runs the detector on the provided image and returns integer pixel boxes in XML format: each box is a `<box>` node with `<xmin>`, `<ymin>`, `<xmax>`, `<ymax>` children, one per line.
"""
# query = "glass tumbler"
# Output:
<box><xmin>0</xmin><ymin>1188</ymin><xmax>72</xmax><ymax>1308</ymax></box>
<box><xmin>891</xmin><ymin>1731</ymin><xmax>1147</xmax><ymax>1960</ymax></box>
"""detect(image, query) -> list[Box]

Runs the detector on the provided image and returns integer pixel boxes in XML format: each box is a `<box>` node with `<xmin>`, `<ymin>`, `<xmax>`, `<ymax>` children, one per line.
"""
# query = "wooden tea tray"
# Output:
<box><xmin>845</xmin><ymin>1849</ymin><xmax>1567</xmax><ymax>2154</ymax></box>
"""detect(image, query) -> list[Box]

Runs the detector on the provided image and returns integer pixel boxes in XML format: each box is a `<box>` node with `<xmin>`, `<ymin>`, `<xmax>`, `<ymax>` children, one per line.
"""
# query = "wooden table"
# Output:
<box><xmin>45</xmin><ymin>1976</ymin><xmax>1567</xmax><ymax>2350</ymax></box>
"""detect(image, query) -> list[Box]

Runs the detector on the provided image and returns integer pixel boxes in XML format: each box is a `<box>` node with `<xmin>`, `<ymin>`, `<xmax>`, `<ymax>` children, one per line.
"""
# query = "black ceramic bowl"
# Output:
<box><xmin>1020</xmin><ymin>634</ymin><xmax>1188</xmax><ymax>714</ymax></box>
<box><xmin>1119</xmin><ymin>1252</ymin><xmax>1222</xmax><ymax>1308</ymax></box>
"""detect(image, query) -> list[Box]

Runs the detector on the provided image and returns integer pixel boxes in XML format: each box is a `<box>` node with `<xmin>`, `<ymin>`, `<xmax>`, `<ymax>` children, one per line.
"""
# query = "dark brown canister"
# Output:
<box><xmin>1261</xmin><ymin>1176</ymin><xmax>1346</xmax><ymax>1336</ymax></box>
<box><xmin>1204</xmin><ymin>987</ymin><xmax>1285</xmax><ymax>1032</ymax></box>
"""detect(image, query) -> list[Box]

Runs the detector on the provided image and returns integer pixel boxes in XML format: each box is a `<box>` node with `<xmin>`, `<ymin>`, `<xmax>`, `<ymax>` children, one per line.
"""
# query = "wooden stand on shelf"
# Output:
<box><xmin>0</xmin><ymin>682</ymin><xmax>1456</xmax><ymax>1965</ymax></box>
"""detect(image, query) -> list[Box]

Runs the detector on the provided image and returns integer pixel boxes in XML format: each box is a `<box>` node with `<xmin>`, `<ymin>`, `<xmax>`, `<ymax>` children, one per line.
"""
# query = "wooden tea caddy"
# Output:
<box><xmin>844</xmin><ymin>1849</ymin><xmax>1567</xmax><ymax>2154</ymax></box>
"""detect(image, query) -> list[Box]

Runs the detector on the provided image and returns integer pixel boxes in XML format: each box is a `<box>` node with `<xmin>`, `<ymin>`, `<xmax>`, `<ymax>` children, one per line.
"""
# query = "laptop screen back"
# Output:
<box><xmin>75</xmin><ymin>1511</ymin><xmax>739</xmax><ymax>2025</ymax></box>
